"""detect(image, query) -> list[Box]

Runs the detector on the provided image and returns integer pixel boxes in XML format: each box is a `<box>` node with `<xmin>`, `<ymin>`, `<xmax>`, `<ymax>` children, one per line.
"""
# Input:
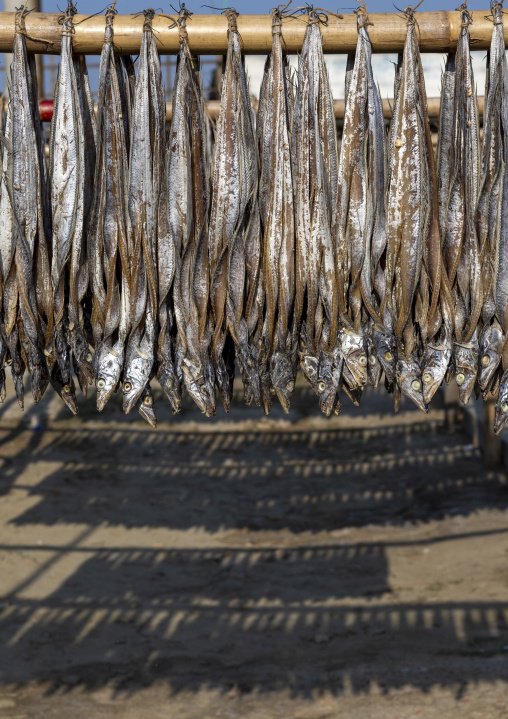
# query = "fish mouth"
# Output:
<box><xmin>237</xmin><ymin>349</ymin><xmax>261</xmax><ymax>407</ymax></box>
<box><xmin>59</xmin><ymin>386</ymin><xmax>79</xmax><ymax>415</ymax></box>
<box><xmin>396</xmin><ymin>357</ymin><xmax>427</xmax><ymax>413</ymax></box>
<box><xmin>300</xmin><ymin>354</ymin><xmax>319</xmax><ymax>391</ymax></box>
<box><xmin>138</xmin><ymin>403</ymin><xmax>157</xmax><ymax>428</ymax></box>
<box><xmin>274</xmin><ymin>388</ymin><xmax>291</xmax><ymax>414</ymax></box>
<box><xmin>96</xmin><ymin>383</ymin><xmax>116</xmax><ymax>412</ymax></box>
<box><xmin>456</xmin><ymin>372</ymin><xmax>476</xmax><ymax>405</ymax></box>
<box><xmin>422</xmin><ymin>376</ymin><xmax>442</xmax><ymax>405</ymax></box>
<box><xmin>494</xmin><ymin>401</ymin><xmax>508</xmax><ymax>434</ymax></box>
<box><xmin>12</xmin><ymin>376</ymin><xmax>25</xmax><ymax>410</ymax></box>
<box><xmin>30</xmin><ymin>369</ymin><xmax>49</xmax><ymax>405</ymax></box>
<box><xmin>368</xmin><ymin>362</ymin><xmax>382</xmax><ymax>388</ymax></box>
<box><xmin>158</xmin><ymin>366</ymin><xmax>182</xmax><ymax>414</ymax></box>
<box><xmin>479</xmin><ymin>352</ymin><xmax>502</xmax><ymax>391</ymax></box>
<box><xmin>123</xmin><ymin>386</ymin><xmax>143</xmax><ymax>414</ymax></box>
<box><xmin>185</xmin><ymin>381</ymin><xmax>215</xmax><ymax>417</ymax></box>
<box><xmin>404</xmin><ymin>389</ymin><xmax>427</xmax><ymax>413</ymax></box>
<box><xmin>319</xmin><ymin>388</ymin><xmax>337</xmax><ymax>417</ymax></box>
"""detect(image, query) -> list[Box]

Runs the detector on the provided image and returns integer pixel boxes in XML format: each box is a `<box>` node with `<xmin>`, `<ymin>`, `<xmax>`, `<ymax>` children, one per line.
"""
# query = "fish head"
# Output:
<box><xmin>317</xmin><ymin>349</ymin><xmax>342</xmax><ymax>417</ymax></box>
<box><xmin>95</xmin><ymin>344</ymin><xmax>123</xmax><ymax>412</ymax></box>
<box><xmin>236</xmin><ymin>346</ymin><xmax>261</xmax><ymax>407</ymax></box>
<box><xmin>396</xmin><ymin>354</ymin><xmax>427</xmax><ymax>412</ymax></box>
<box><xmin>30</xmin><ymin>363</ymin><xmax>49</xmax><ymax>405</ymax></box>
<box><xmin>494</xmin><ymin>369</ymin><xmax>508</xmax><ymax>434</ymax></box>
<box><xmin>421</xmin><ymin>334</ymin><xmax>452</xmax><ymax>405</ymax></box>
<box><xmin>68</xmin><ymin>327</ymin><xmax>94</xmax><ymax>386</ymax></box>
<box><xmin>479</xmin><ymin>321</ymin><xmax>504</xmax><ymax>391</ymax></box>
<box><xmin>341</xmin><ymin>329</ymin><xmax>368</xmax><ymax>387</ymax></box>
<box><xmin>137</xmin><ymin>387</ymin><xmax>157</xmax><ymax>428</ymax></box>
<box><xmin>182</xmin><ymin>356</ymin><xmax>216</xmax><ymax>417</ymax></box>
<box><xmin>55</xmin><ymin>375</ymin><xmax>78</xmax><ymax>415</ymax></box>
<box><xmin>365</xmin><ymin>336</ymin><xmax>382</xmax><ymax>387</ymax></box>
<box><xmin>300</xmin><ymin>352</ymin><xmax>319</xmax><ymax>392</ymax></box>
<box><xmin>122</xmin><ymin>354</ymin><xmax>151</xmax><ymax>414</ymax></box>
<box><xmin>372</xmin><ymin>326</ymin><xmax>397</xmax><ymax>384</ymax></box>
<box><xmin>214</xmin><ymin>355</ymin><xmax>233</xmax><ymax>413</ymax></box>
<box><xmin>10</xmin><ymin>361</ymin><xmax>25</xmax><ymax>410</ymax></box>
<box><xmin>270</xmin><ymin>351</ymin><xmax>296</xmax><ymax>414</ymax></box>
<box><xmin>158</xmin><ymin>361</ymin><xmax>182</xmax><ymax>414</ymax></box>
<box><xmin>258</xmin><ymin>355</ymin><xmax>274</xmax><ymax>415</ymax></box>
<box><xmin>453</xmin><ymin>338</ymin><xmax>479</xmax><ymax>405</ymax></box>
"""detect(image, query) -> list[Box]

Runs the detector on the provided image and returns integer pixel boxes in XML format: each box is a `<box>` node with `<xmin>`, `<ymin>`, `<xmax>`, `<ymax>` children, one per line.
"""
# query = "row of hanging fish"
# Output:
<box><xmin>2</xmin><ymin>1</ymin><xmax>508</xmax><ymax>431</ymax></box>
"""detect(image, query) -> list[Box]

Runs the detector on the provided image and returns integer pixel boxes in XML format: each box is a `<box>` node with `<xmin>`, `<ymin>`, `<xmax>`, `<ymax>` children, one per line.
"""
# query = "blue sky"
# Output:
<box><xmin>5</xmin><ymin>0</ymin><xmax>495</xmax><ymax>16</ymax></box>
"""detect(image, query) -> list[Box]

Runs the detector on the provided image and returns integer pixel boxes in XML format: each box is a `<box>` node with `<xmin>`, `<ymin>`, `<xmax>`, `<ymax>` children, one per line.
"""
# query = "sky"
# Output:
<box><xmin>8</xmin><ymin>0</ymin><xmax>495</xmax><ymax>14</ymax></box>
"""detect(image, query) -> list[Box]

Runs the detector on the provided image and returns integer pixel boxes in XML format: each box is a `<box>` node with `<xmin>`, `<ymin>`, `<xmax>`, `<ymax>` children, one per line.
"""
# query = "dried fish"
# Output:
<box><xmin>293</xmin><ymin>11</ymin><xmax>338</xmax><ymax>415</ymax></box>
<box><xmin>257</xmin><ymin>8</ymin><xmax>296</xmax><ymax>414</ymax></box>
<box><xmin>171</xmin><ymin>9</ymin><xmax>215</xmax><ymax>416</ymax></box>
<box><xmin>90</xmin><ymin>7</ymin><xmax>133</xmax><ymax>412</ymax></box>
<box><xmin>123</xmin><ymin>9</ymin><xmax>161</xmax><ymax>414</ymax></box>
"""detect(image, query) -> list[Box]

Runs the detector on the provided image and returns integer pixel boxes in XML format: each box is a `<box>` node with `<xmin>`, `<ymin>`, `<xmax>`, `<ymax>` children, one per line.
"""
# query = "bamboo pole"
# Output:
<box><xmin>0</xmin><ymin>10</ymin><xmax>502</xmax><ymax>55</ymax></box>
<box><xmin>180</xmin><ymin>96</ymin><xmax>485</xmax><ymax>121</ymax></box>
<box><xmin>32</xmin><ymin>95</ymin><xmax>485</xmax><ymax>122</ymax></box>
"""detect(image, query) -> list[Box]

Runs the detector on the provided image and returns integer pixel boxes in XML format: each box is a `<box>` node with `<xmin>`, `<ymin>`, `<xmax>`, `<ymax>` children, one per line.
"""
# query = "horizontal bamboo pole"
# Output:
<box><xmin>0</xmin><ymin>10</ymin><xmax>503</xmax><ymax>55</ymax></box>
<box><xmin>35</xmin><ymin>96</ymin><xmax>485</xmax><ymax>122</ymax></box>
<box><xmin>170</xmin><ymin>96</ymin><xmax>486</xmax><ymax>121</ymax></box>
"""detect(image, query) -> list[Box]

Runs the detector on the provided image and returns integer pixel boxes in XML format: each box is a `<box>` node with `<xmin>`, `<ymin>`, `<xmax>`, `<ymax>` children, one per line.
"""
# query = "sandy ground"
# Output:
<box><xmin>0</xmin><ymin>376</ymin><xmax>507</xmax><ymax>718</ymax></box>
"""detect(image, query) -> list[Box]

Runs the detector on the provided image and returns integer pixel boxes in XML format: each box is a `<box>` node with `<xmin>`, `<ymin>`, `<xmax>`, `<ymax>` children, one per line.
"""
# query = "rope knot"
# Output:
<box><xmin>225</xmin><ymin>7</ymin><xmax>238</xmax><ymax>34</ymax></box>
<box><xmin>271</xmin><ymin>8</ymin><xmax>282</xmax><ymax>35</ymax></box>
<box><xmin>142</xmin><ymin>7</ymin><xmax>155</xmax><ymax>30</ymax></box>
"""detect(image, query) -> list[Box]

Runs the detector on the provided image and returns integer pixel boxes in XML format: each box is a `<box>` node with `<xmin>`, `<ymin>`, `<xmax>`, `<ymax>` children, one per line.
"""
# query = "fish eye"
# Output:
<box><xmin>86</xmin><ymin>352</ymin><xmax>93</xmax><ymax>363</ymax></box>
<box><xmin>123</xmin><ymin>381</ymin><xmax>132</xmax><ymax>393</ymax></box>
<box><xmin>411</xmin><ymin>379</ymin><xmax>421</xmax><ymax>391</ymax></box>
<box><xmin>318</xmin><ymin>381</ymin><xmax>326</xmax><ymax>392</ymax></box>
<box><xmin>481</xmin><ymin>354</ymin><xmax>491</xmax><ymax>366</ymax></box>
<box><xmin>63</xmin><ymin>384</ymin><xmax>71</xmax><ymax>395</ymax></box>
<box><xmin>97</xmin><ymin>378</ymin><xmax>106</xmax><ymax>389</ymax></box>
<box><xmin>270</xmin><ymin>386</ymin><xmax>276</xmax><ymax>394</ymax></box>
<box><xmin>358</xmin><ymin>355</ymin><xmax>367</xmax><ymax>366</ymax></box>
<box><xmin>422</xmin><ymin>372</ymin><xmax>432</xmax><ymax>383</ymax></box>
<box><xmin>369</xmin><ymin>355</ymin><xmax>377</xmax><ymax>365</ymax></box>
<box><xmin>502</xmin><ymin>403</ymin><xmax>508</xmax><ymax>413</ymax></box>
<box><xmin>286</xmin><ymin>380</ymin><xmax>295</xmax><ymax>392</ymax></box>
<box><xmin>456</xmin><ymin>373</ymin><xmax>465</xmax><ymax>386</ymax></box>
<box><xmin>166</xmin><ymin>378</ymin><xmax>173</xmax><ymax>389</ymax></box>
<box><xmin>143</xmin><ymin>395</ymin><xmax>153</xmax><ymax>407</ymax></box>
<box><xmin>384</xmin><ymin>351</ymin><xmax>393</xmax><ymax>362</ymax></box>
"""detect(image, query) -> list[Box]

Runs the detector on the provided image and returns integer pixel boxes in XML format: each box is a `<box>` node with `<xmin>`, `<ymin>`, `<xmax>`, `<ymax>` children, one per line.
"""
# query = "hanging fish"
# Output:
<box><xmin>0</xmin><ymin>6</ymin><xmax>51</xmax><ymax>407</ymax></box>
<box><xmin>436</xmin><ymin>5</ymin><xmax>481</xmax><ymax>404</ymax></box>
<box><xmin>491</xmin><ymin>13</ymin><xmax>508</xmax><ymax>432</ymax></box>
<box><xmin>385</xmin><ymin>6</ymin><xmax>443</xmax><ymax>412</ymax></box>
<box><xmin>89</xmin><ymin>7</ymin><xmax>133</xmax><ymax>412</ymax></box>
<box><xmin>292</xmin><ymin>10</ymin><xmax>340</xmax><ymax>416</ymax></box>
<box><xmin>258</xmin><ymin>7</ymin><xmax>296</xmax><ymax>414</ymax></box>
<box><xmin>477</xmin><ymin>1</ymin><xmax>505</xmax><ymax>398</ymax></box>
<box><xmin>171</xmin><ymin>8</ymin><xmax>215</xmax><ymax>416</ymax></box>
<box><xmin>219</xmin><ymin>10</ymin><xmax>263</xmax><ymax>408</ymax></box>
<box><xmin>49</xmin><ymin>0</ymin><xmax>89</xmax><ymax>413</ymax></box>
<box><xmin>123</xmin><ymin>9</ymin><xmax>161</xmax><ymax>414</ymax></box>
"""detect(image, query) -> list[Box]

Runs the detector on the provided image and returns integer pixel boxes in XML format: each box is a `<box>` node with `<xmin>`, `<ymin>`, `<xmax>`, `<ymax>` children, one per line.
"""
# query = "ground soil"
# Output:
<box><xmin>0</xmin><ymin>376</ymin><xmax>507</xmax><ymax>718</ymax></box>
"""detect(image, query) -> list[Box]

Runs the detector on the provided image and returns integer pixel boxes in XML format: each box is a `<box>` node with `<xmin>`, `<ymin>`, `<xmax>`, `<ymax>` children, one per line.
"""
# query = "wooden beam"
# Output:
<box><xmin>0</xmin><ymin>10</ymin><xmax>502</xmax><ymax>55</ymax></box>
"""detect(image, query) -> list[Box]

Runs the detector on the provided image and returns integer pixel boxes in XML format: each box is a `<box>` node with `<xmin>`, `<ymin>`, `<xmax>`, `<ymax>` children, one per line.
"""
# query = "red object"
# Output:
<box><xmin>38</xmin><ymin>99</ymin><xmax>54</xmax><ymax>122</ymax></box>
